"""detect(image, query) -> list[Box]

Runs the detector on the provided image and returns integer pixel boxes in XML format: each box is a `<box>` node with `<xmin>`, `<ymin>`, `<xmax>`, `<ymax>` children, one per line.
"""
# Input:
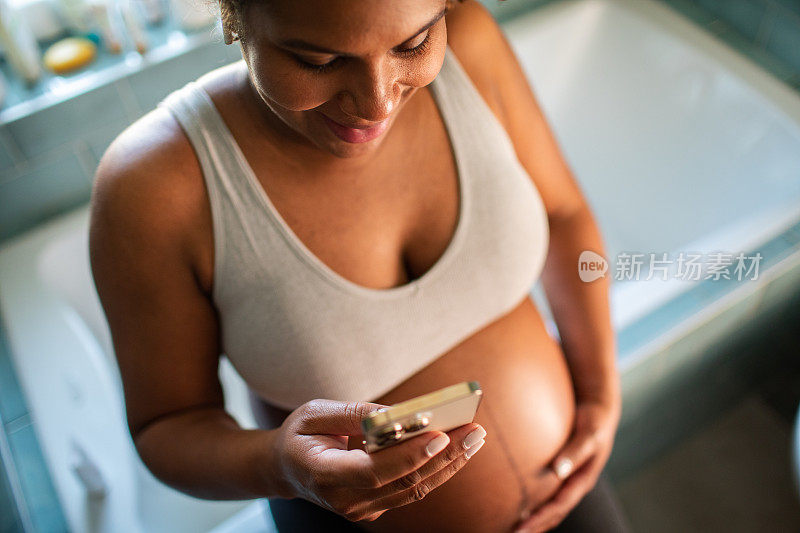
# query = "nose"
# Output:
<box><xmin>338</xmin><ymin>60</ymin><xmax>401</xmax><ymax>123</ymax></box>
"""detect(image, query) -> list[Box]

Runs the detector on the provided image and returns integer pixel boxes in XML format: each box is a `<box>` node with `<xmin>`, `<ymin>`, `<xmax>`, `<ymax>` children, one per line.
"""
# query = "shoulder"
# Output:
<box><xmin>93</xmin><ymin>104</ymin><xmax>203</xmax><ymax>210</ymax></box>
<box><xmin>444</xmin><ymin>0</ymin><xmax>515</xmax><ymax>129</ymax></box>
<box><xmin>90</xmin><ymin>105</ymin><xmax>210</xmax><ymax>281</ymax></box>
<box><xmin>444</xmin><ymin>1</ymin><xmax>589</xmax><ymax>219</ymax></box>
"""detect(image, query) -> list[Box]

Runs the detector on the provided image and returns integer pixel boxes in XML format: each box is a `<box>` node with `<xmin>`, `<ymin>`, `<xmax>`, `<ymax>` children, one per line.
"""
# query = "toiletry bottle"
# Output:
<box><xmin>86</xmin><ymin>0</ymin><xmax>122</xmax><ymax>53</ymax></box>
<box><xmin>119</xmin><ymin>0</ymin><xmax>147</xmax><ymax>53</ymax></box>
<box><xmin>0</xmin><ymin>0</ymin><xmax>43</xmax><ymax>85</ymax></box>
<box><xmin>56</xmin><ymin>0</ymin><xmax>93</xmax><ymax>34</ymax></box>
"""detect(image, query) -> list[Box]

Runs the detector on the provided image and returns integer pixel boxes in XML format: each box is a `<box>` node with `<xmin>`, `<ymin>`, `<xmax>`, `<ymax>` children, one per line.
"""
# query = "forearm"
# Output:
<box><xmin>133</xmin><ymin>407</ymin><xmax>291</xmax><ymax>501</ymax></box>
<box><xmin>541</xmin><ymin>206</ymin><xmax>620</xmax><ymax>407</ymax></box>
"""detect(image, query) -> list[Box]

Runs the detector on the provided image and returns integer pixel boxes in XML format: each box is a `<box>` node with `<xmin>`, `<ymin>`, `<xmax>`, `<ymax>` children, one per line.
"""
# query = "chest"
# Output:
<box><xmin>194</xmin><ymin>90</ymin><xmax>461</xmax><ymax>295</ymax></box>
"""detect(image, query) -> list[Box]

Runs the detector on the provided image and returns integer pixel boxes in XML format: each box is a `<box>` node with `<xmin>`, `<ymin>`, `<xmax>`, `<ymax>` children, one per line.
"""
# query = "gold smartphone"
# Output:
<box><xmin>361</xmin><ymin>381</ymin><xmax>483</xmax><ymax>453</ymax></box>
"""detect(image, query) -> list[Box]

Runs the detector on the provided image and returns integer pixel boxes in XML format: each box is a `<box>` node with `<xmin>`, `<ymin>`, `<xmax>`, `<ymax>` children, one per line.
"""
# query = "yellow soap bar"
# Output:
<box><xmin>43</xmin><ymin>37</ymin><xmax>97</xmax><ymax>74</ymax></box>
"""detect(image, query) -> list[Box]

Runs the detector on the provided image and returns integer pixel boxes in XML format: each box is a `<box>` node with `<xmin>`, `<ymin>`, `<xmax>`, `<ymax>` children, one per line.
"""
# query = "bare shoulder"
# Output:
<box><xmin>444</xmin><ymin>0</ymin><xmax>515</xmax><ymax>127</ymax></box>
<box><xmin>445</xmin><ymin>1</ymin><xmax>588</xmax><ymax>219</ymax></box>
<box><xmin>92</xmin><ymin>106</ymin><xmax>204</xmax><ymax>222</ymax></box>
<box><xmin>91</xmin><ymin>106</ymin><xmax>208</xmax><ymax>255</ymax></box>
<box><xmin>90</xmin><ymin>104</ymin><xmax>213</xmax><ymax>294</ymax></box>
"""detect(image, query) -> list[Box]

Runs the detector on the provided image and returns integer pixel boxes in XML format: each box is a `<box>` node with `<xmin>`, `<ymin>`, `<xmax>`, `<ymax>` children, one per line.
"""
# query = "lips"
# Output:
<box><xmin>319</xmin><ymin>112</ymin><xmax>389</xmax><ymax>143</ymax></box>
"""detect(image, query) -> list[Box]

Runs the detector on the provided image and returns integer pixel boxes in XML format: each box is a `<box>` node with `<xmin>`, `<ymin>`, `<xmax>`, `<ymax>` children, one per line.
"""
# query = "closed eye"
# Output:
<box><xmin>293</xmin><ymin>30</ymin><xmax>435</xmax><ymax>74</ymax></box>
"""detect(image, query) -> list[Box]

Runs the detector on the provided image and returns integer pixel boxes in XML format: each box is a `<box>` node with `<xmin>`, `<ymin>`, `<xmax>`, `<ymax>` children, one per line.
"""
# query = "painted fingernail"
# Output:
<box><xmin>425</xmin><ymin>434</ymin><xmax>450</xmax><ymax>458</ymax></box>
<box><xmin>464</xmin><ymin>439</ymin><xmax>485</xmax><ymax>459</ymax></box>
<box><xmin>554</xmin><ymin>457</ymin><xmax>574</xmax><ymax>479</ymax></box>
<box><xmin>462</xmin><ymin>426</ymin><xmax>487</xmax><ymax>450</ymax></box>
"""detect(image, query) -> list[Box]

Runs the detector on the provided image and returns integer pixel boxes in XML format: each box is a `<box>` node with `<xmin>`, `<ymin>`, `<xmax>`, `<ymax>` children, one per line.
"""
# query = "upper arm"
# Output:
<box><xmin>89</xmin><ymin>110</ymin><xmax>225</xmax><ymax>442</ymax></box>
<box><xmin>446</xmin><ymin>0</ymin><xmax>588</xmax><ymax>220</ymax></box>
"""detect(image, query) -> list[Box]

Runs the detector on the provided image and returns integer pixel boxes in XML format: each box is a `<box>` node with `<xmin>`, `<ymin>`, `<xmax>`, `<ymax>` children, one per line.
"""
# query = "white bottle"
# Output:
<box><xmin>55</xmin><ymin>0</ymin><xmax>93</xmax><ymax>34</ymax></box>
<box><xmin>86</xmin><ymin>0</ymin><xmax>122</xmax><ymax>53</ymax></box>
<box><xmin>134</xmin><ymin>0</ymin><xmax>163</xmax><ymax>26</ymax></box>
<box><xmin>0</xmin><ymin>0</ymin><xmax>42</xmax><ymax>85</ymax></box>
<box><xmin>119</xmin><ymin>0</ymin><xmax>147</xmax><ymax>53</ymax></box>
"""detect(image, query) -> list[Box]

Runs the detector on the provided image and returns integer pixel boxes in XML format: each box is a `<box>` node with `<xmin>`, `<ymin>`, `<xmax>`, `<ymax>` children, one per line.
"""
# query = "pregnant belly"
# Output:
<box><xmin>250</xmin><ymin>294</ymin><xmax>576</xmax><ymax>532</ymax></box>
<box><xmin>359</xmin><ymin>295</ymin><xmax>575</xmax><ymax>532</ymax></box>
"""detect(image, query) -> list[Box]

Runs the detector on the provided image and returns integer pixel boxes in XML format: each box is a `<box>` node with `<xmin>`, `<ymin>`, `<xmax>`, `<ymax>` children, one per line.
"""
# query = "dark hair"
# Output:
<box><xmin>214</xmin><ymin>0</ymin><xmax>471</xmax><ymax>45</ymax></box>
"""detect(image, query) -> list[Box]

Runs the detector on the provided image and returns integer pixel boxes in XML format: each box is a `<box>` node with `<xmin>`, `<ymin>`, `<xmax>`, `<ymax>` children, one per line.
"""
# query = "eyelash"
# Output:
<box><xmin>295</xmin><ymin>32</ymin><xmax>433</xmax><ymax>74</ymax></box>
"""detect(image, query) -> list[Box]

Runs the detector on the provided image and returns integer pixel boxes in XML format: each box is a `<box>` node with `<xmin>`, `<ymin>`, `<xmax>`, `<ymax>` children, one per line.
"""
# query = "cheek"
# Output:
<box><xmin>253</xmin><ymin>72</ymin><xmax>331</xmax><ymax>112</ymax></box>
<box><xmin>410</xmin><ymin>47</ymin><xmax>447</xmax><ymax>87</ymax></box>
<box><xmin>246</xmin><ymin>49</ymin><xmax>332</xmax><ymax>111</ymax></box>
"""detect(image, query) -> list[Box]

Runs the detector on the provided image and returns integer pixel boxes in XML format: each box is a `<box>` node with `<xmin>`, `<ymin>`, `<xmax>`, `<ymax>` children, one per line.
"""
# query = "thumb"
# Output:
<box><xmin>550</xmin><ymin>431</ymin><xmax>597</xmax><ymax>481</ymax></box>
<box><xmin>297</xmin><ymin>399</ymin><xmax>387</xmax><ymax>436</ymax></box>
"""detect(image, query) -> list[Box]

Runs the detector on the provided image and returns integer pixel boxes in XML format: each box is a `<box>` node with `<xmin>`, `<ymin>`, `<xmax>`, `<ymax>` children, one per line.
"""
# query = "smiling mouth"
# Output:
<box><xmin>319</xmin><ymin>112</ymin><xmax>390</xmax><ymax>143</ymax></box>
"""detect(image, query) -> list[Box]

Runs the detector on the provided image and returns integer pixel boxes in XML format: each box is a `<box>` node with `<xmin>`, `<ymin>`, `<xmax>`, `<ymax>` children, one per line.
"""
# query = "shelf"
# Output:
<box><xmin>0</xmin><ymin>17</ymin><xmax>221</xmax><ymax>126</ymax></box>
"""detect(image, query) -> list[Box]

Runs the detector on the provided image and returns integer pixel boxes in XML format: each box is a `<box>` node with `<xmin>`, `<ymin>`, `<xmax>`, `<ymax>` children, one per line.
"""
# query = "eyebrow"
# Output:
<box><xmin>278</xmin><ymin>7</ymin><xmax>447</xmax><ymax>56</ymax></box>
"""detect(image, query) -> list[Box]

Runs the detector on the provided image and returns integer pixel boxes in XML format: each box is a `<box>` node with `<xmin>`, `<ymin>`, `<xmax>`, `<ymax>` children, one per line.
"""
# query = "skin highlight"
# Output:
<box><xmin>232</xmin><ymin>0</ymin><xmax>450</xmax><ymax>163</ymax></box>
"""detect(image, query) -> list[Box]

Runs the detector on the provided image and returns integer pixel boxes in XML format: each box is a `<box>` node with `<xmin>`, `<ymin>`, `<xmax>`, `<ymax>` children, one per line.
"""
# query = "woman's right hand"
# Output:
<box><xmin>269</xmin><ymin>399</ymin><xmax>487</xmax><ymax>522</ymax></box>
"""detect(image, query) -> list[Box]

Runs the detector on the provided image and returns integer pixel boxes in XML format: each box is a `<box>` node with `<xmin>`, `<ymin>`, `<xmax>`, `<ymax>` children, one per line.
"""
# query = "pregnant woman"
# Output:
<box><xmin>89</xmin><ymin>0</ymin><xmax>631</xmax><ymax>531</ymax></box>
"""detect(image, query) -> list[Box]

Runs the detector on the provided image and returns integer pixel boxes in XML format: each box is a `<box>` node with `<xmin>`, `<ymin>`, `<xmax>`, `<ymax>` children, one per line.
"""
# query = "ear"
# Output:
<box><xmin>219</xmin><ymin>0</ymin><xmax>242</xmax><ymax>44</ymax></box>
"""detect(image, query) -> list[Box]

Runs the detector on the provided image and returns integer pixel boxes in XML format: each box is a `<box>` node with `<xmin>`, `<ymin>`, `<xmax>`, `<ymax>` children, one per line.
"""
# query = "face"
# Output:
<box><xmin>237</xmin><ymin>0</ymin><xmax>449</xmax><ymax>159</ymax></box>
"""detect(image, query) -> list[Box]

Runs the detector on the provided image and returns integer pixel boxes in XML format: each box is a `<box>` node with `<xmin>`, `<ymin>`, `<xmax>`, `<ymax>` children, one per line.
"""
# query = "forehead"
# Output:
<box><xmin>244</xmin><ymin>0</ymin><xmax>446</xmax><ymax>49</ymax></box>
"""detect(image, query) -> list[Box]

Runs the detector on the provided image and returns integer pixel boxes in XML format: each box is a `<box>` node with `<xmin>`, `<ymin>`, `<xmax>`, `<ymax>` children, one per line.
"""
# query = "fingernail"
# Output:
<box><xmin>554</xmin><ymin>457</ymin><xmax>574</xmax><ymax>479</ymax></box>
<box><xmin>464</xmin><ymin>438</ymin><xmax>485</xmax><ymax>459</ymax></box>
<box><xmin>425</xmin><ymin>434</ymin><xmax>450</xmax><ymax>457</ymax></box>
<box><xmin>462</xmin><ymin>426</ymin><xmax>487</xmax><ymax>450</ymax></box>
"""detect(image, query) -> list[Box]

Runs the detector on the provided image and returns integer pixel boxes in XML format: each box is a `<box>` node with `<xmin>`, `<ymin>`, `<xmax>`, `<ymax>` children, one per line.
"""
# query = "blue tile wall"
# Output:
<box><xmin>0</xmin><ymin>38</ymin><xmax>243</xmax><ymax>244</ymax></box>
<box><xmin>695</xmin><ymin>0</ymin><xmax>769</xmax><ymax>41</ymax></box>
<box><xmin>6</xmin><ymin>424</ymin><xmax>67</xmax><ymax>533</ymax></box>
<box><xmin>3</xmin><ymin>84</ymin><xmax>130</xmax><ymax>161</ymax></box>
<box><xmin>0</xmin><ymin>134</ymin><xmax>17</xmax><ymax>175</ymax></box>
<box><xmin>1</xmin><ymin>318</ymin><xmax>67</xmax><ymax>532</ymax></box>
<box><xmin>766</xmin><ymin>11</ymin><xmax>800</xmax><ymax>71</ymax></box>
<box><xmin>0</xmin><ymin>148</ymin><xmax>91</xmax><ymax>242</ymax></box>
<box><xmin>0</xmin><ymin>461</ymin><xmax>23</xmax><ymax>532</ymax></box>
<box><xmin>126</xmin><ymin>41</ymin><xmax>242</xmax><ymax>114</ymax></box>
<box><xmin>661</xmin><ymin>0</ymin><xmax>800</xmax><ymax>86</ymax></box>
<box><xmin>0</xmin><ymin>330</ymin><xmax>27</xmax><ymax>425</ymax></box>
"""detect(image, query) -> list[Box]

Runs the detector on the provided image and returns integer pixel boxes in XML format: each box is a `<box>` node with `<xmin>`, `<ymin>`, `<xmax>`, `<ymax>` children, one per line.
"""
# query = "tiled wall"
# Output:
<box><xmin>0</xmin><ymin>322</ymin><xmax>67</xmax><ymax>531</ymax></box>
<box><xmin>0</xmin><ymin>39</ymin><xmax>243</xmax><ymax>243</ymax></box>
<box><xmin>662</xmin><ymin>0</ymin><xmax>800</xmax><ymax>88</ymax></box>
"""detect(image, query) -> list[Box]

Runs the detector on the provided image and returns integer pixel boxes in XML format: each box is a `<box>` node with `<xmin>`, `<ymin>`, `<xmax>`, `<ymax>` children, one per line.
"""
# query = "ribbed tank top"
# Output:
<box><xmin>158</xmin><ymin>44</ymin><xmax>550</xmax><ymax>411</ymax></box>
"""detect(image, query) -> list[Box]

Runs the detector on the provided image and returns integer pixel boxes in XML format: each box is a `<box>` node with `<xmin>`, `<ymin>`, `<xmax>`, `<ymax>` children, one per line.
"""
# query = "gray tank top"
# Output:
<box><xmin>158</xmin><ymin>44</ymin><xmax>549</xmax><ymax>410</ymax></box>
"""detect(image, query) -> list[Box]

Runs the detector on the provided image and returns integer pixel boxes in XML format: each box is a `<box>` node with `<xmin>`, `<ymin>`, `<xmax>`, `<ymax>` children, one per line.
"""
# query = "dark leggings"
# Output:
<box><xmin>266</xmin><ymin>472</ymin><xmax>632</xmax><ymax>532</ymax></box>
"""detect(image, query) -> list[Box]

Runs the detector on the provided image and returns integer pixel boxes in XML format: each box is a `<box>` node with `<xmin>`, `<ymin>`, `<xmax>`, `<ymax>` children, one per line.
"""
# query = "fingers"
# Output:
<box><xmin>355</xmin><ymin>430</ymin><xmax>487</xmax><ymax>519</ymax></box>
<box><xmin>515</xmin><ymin>455</ymin><xmax>601</xmax><ymax>533</ymax></box>
<box><xmin>371</xmin><ymin>423</ymin><xmax>485</xmax><ymax>499</ymax></box>
<box><xmin>549</xmin><ymin>430</ymin><xmax>597</xmax><ymax>481</ymax></box>
<box><xmin>296</xmin><ymin>399</ymin><xmax>387</xmax><ymax>436</ymax></box>
<box><xmin>332</xmin><ymin>422</ymin><xmax>486</xmax><ymax>489</ymax></box>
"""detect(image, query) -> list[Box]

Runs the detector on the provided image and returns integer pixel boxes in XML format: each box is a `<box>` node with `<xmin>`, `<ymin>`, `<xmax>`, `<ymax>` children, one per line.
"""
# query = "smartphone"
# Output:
<box><xmin>360</xmin><ymin>381</ymin><xmax>483</xmax><ymax>453</ymax></box>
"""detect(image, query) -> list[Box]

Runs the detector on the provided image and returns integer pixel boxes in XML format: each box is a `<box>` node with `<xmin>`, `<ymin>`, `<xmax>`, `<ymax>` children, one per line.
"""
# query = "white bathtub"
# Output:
<box><xmin>506</xmin><ymin>0</ymin><xmax>800</xmax><ymax>339</ymax></box>
<box><xmin>1</xmin><ymin>0</ymin><xmax>800</xmax><ymax>530</ymax></box>
<box><xmin>0</xmin><ymin>206</ymin><xmax>274</xmax><ymax>532</ymax></box>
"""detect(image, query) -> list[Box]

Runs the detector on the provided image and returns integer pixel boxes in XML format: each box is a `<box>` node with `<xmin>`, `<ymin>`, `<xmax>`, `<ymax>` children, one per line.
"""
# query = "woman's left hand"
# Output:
<box><xmin>513</xmin><ymin>394</ymin><xmax>622</xmax><ymax>533</ymax></box>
